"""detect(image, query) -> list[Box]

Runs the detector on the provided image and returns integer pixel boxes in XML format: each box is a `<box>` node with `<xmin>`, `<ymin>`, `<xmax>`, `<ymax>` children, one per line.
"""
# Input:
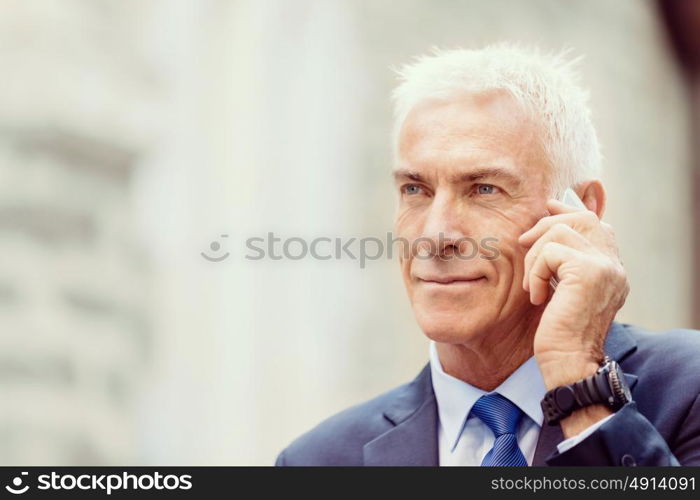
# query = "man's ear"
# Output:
<box><xmin>577</xmin><ymin>180</ymin><xmax>606</xmax><ymax>218</ymax></box>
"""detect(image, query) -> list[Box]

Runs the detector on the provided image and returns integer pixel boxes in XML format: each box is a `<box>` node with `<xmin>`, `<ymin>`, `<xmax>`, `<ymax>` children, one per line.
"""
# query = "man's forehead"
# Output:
<box><xmin>394</xmin><ymin>138</ymin><xmax>534</xmax><ymax>176</ymax></box>
<box><xmin>399</xmin><ymin>113</ymin><xmax>541</xmax><ymax>168</ymax></box>
<box><xmin>396</xmin><ymin>98</ymin><xmax>547</xmax><ymax>184</ymax></box>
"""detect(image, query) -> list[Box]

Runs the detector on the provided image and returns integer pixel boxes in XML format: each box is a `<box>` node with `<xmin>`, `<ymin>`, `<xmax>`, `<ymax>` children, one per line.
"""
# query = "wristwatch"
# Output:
<box><xmin>540</xmin><ymin>355</ymin><xmax>633</xmax><ymax>426</ymax></box>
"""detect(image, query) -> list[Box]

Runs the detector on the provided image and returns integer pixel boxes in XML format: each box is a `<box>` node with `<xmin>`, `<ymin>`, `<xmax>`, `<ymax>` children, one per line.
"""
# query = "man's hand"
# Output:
<box><xmin>518</xmin><ymin>199</ymin><xmax>630</xmax><ymax>437</ymax></box>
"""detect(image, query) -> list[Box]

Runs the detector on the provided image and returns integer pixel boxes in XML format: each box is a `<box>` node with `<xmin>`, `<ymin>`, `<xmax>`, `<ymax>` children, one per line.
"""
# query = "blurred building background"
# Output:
<box><xmin>0</xmin><ymin>0</ymin><xmax>697</xmax><ymax>465</ymax></box>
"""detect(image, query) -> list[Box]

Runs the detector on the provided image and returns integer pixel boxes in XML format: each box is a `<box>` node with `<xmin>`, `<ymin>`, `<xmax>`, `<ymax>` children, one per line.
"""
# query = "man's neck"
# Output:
<box><xmin>435</xmin><ymin>311</ymin><xmax>542</xmax><ymax>392</ymax></box>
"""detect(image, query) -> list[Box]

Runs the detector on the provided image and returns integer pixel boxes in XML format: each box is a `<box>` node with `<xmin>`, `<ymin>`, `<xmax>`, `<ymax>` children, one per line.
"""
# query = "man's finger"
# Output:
<box><xmin>527</xmin><ymin>242</ymin><xmax>578</xmax><ymax>305</ymax></box>
<box><xmin>522</xmin><ymin>223</ymin><xmax>591</xmax><ymax>291</ymax></box>
<box><xmin>519</xmin><ymin>204</ymin><xmax>597</xmax><ymax>247</ymax></box>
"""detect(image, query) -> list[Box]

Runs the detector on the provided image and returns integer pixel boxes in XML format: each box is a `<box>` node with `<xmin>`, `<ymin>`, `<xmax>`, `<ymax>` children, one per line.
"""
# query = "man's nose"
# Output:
<box><xmin>419</xmin><ymin>193</ymin><xmax>471</xmax><ymax>257</ymax></box>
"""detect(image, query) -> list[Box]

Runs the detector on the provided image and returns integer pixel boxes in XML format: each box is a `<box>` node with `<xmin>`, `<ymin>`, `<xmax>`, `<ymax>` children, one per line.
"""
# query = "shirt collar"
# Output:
<box><xmin>429</xmin><ymin>340</ymin><xmax>547</xmax><ymax>452</ymax></box>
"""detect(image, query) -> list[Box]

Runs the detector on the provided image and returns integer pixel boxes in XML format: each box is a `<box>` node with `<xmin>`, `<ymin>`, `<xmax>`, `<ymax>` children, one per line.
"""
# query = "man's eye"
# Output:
<box><xmin>402</xmin><ymin>184</ymin><xmax>423</xmax><ymax>195</ymax></box>
<box><xmin>476</xmin><ymin>184</ymin><xmax>500</xmax><ymax>195</ymax></box>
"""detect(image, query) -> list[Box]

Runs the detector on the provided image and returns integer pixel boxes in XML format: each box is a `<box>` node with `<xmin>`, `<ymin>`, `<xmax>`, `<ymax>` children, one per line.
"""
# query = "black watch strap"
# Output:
<box><xmin>540</xmin><ymin>357</ymin><xmax>622</xmax><ymax>426</ymax></box>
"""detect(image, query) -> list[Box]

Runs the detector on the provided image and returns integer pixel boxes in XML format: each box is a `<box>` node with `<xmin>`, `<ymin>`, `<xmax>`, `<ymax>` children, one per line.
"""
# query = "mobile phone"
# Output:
<box><xmin>549</xmin><ymin>188</ymin><xmax>586</xmax><ymax>290</ymax></box>
<box><xmin>560</xmin><ymin>187</ymin><xmax>586</xmax><ymax>210</ymax></box>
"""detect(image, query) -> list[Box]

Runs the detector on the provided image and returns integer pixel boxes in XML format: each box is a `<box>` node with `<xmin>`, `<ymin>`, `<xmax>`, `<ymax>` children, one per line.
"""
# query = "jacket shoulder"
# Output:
<box><xmin>618</xmin><ymin>323</ymin><xmax>700</xmax><ymax>445</ymax></box>
<box><xmin>620</xmin><ymin>323</ymin><xmax>700</xmax><ymax>405</ymax></box>
<box><xmin>276</xmin><ymin>372</ymin><xmax>424</xmax><ymax>466</ymax></box>
<box><xmin>622</xmin><ymin>323</ymin><xmax>700</xmax><ymax>368</ymax></box>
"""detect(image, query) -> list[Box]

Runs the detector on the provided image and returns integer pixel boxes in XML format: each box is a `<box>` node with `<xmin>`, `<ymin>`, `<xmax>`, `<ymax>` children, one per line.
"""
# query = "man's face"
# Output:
<box><xmin>394</xmin><ymin>90</ymin><xmax>551</xmax><ymax>345</ymax></box>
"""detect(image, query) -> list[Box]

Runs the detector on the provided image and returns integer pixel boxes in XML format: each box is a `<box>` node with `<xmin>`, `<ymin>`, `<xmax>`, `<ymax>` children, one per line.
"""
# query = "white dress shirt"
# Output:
<box><xmin>429</xmin><ymin>341</ymin><xmax>613</xmax><ymax>466</ymax></box>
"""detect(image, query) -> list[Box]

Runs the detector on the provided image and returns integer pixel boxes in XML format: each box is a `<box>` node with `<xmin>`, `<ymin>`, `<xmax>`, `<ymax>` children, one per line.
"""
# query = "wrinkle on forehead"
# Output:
<box><xmin>396</xmin><ymin>90</ymin><xmax>551</xmax><ymax>187</ymax></box>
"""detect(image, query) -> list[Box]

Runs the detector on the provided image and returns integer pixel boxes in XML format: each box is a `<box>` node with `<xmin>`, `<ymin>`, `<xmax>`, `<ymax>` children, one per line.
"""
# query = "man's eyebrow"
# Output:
<box><xmin>392</xmin><ymin>169</ymin><xmax>426</xmax><ymax>183</ymax></box>
<box><xmin>392</xmin><ymin>167</ymin><xmax>522</xmax><ymax>187</ymax></box>
<box><xmin>453</xmin><ymin>167</ymin><xmax>523</xmax><ymax>187</ymax></box>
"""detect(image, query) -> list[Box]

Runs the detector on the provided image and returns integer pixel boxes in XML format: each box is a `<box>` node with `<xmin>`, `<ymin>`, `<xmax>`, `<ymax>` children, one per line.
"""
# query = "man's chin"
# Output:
<box><xmin>414</xmin><ymin>310</ymin><xmax>487</xmax><ymax>344</ymax></box>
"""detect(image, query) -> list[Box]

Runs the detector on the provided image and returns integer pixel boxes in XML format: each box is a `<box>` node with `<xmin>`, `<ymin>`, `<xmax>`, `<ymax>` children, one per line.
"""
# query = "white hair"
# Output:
<box><xmin>390</xmin><ymin>43</ymin><xmax>602</xmax><ymax>195</ymax></box>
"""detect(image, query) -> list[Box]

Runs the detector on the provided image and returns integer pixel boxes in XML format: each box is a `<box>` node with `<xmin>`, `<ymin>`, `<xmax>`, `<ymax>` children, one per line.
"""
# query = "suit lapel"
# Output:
<box><xmin>363</xmin><ymin>364</ymin><xmax>439</xmax><ymax>466</ymax></box>
<box><xmin>532</xmin><ymin>321</ymin><xmax>639</xmax><ymax>464</ymax></box>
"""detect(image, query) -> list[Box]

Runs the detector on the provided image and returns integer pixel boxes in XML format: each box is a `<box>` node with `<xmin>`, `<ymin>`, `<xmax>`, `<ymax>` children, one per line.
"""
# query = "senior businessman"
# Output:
<box><xmin>275</xmin><ymin>44</ymin><xmax>700</xmax><ymax>466</ymax></box>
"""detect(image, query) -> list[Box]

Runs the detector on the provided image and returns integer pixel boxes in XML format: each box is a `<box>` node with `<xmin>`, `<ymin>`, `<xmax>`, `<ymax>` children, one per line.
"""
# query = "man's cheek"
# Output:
<box><xmin>479</xmin><ymin>231</ymin><xmax>522</xmax><ymax>261</ymax></box>
<box><xmin>507</xmin><ymin>249</ymin><xmax>529</xmax><ymax>291</ymax></box>
<box><xmin>487</xmin><ymin>237</ymin><xmax>527</xmax><ymax>285</ymax></box>
<box><xmin>479</xmin><ymin>237</ymin><xmax>501</xmax><ymax>260</ymax></box>
<box><xmin>395</xmin><ymin>204</ymin><xmax>422</xmax><ymax>227</ymax></box>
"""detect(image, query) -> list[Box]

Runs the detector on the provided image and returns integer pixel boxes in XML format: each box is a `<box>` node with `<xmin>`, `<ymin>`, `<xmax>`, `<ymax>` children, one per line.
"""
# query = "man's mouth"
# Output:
<box><xmin>416</xmin><ymin>275</ymin><xmax>487</xmax><ymax>285</ymax></box>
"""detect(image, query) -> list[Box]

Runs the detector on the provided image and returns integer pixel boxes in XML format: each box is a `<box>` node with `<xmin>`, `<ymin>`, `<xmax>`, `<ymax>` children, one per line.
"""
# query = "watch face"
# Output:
<box><xmin>611</xmin><ymin>362</ymin><xmax>632</xmax><ymax>404</ymax></box>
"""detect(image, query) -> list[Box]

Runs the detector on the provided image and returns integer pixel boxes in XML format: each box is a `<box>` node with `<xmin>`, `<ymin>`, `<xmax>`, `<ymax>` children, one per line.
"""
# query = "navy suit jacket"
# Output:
<box><xmin>276</xmin><ymin>322</ymin><xmax>700</xmax><ymax>466</ymax></box>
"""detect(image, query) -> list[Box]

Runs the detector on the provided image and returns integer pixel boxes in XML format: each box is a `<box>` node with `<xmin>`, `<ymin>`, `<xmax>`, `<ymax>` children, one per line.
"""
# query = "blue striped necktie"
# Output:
<box><xmin>470</xmin><ymin>393</ymin><xmax>528</xmax><ymax>466</ymax></box>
